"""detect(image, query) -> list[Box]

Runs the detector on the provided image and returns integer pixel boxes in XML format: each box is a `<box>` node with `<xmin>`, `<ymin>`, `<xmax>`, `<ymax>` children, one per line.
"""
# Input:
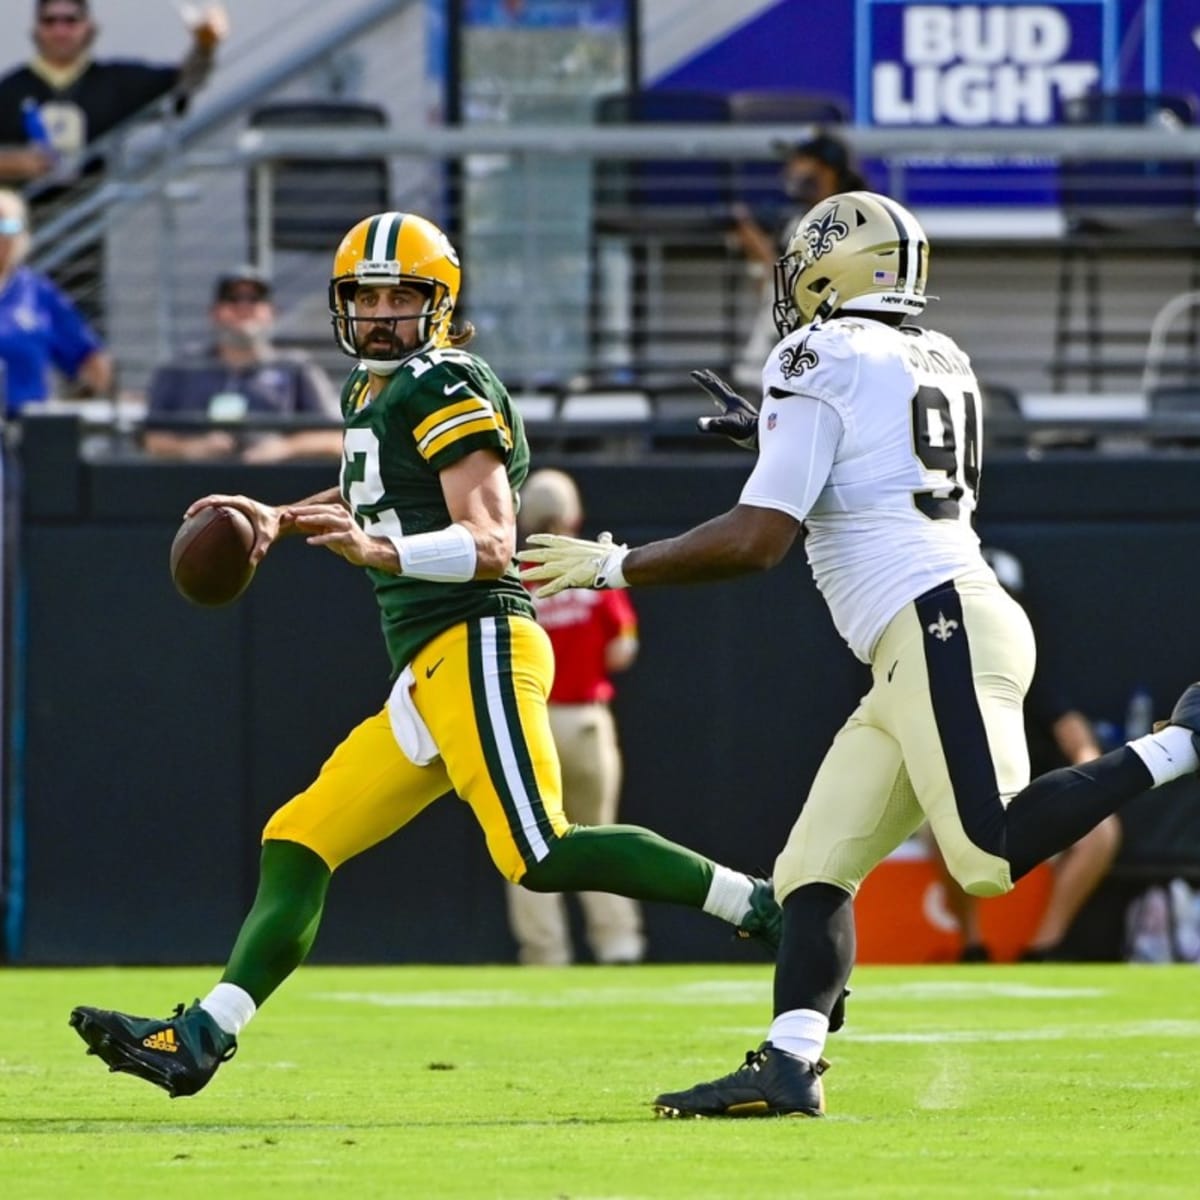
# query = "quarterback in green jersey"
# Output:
<box><xmin>69</xmin><ymin>212</ymin><xmax>782</xmax><ymax>1101</ymax></box>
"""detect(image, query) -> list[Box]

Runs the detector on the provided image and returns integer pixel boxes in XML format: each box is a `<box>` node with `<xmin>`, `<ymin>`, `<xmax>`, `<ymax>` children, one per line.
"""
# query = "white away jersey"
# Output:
<box><xmin>740</xmin><ymin>316</ymin><xmax>990</xmax><ymax>662</ymax></box>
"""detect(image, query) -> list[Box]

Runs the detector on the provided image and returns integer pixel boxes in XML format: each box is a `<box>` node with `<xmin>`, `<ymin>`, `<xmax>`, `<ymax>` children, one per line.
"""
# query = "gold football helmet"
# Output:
<box><xmin>328</xmin><ymin>211</ymin><xmax>461</xmax><ymax>370</ymax></box>
<box><xmin>773</xmin><ymin>191</ymin><xmax>930</xmax><ymax>336</ymax></box>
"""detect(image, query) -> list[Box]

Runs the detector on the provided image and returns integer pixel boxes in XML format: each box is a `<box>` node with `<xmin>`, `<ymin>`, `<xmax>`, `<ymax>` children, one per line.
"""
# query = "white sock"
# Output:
<box><xmin>200</xmin><ymin>982</ymin><xmax>257</xmax><ymax>1036</ymax></box>
<box><xmin>768</xmin><ymin>1008</ymin><xmax>829</xmax><ymax>1064</ymax></box>
<box><xmin>702</xmin><ymin>866</ymin><xmax>755</xmax><ymax>925</ymax></box>
<box><xmin>1127</xmin><ymin>726</ymin><xmax>1199</xmax><ymax>787</ymax></box>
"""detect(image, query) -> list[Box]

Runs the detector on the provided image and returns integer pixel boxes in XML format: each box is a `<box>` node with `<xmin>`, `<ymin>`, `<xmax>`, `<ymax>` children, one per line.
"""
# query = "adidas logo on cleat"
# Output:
<box><xmin>142</xmin><ymin>1029</ymin><xmax>179</xmax><ymax>1053</ymax></box>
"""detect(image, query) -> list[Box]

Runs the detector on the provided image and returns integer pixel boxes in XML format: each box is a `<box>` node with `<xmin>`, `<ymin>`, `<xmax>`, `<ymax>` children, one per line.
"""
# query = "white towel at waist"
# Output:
<box><xmin>386</xmin><ymin>665</ymin><xmax>441</xmax><ymax>767</ymax></box>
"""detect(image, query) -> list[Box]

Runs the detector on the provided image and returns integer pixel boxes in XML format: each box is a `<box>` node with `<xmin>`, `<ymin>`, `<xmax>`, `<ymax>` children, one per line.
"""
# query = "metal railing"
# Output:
<box><xmin>26</xmin><ymin>121</ymin><xmax>1200</xmax><ymax>403</ymax></box>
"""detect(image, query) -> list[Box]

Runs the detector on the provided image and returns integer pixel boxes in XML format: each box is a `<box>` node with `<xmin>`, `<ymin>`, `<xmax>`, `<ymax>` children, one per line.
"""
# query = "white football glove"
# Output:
<box><xmin>517</xmin><ymin>531</ymin><xmax>630</xmax><ymax>598</ymax></box>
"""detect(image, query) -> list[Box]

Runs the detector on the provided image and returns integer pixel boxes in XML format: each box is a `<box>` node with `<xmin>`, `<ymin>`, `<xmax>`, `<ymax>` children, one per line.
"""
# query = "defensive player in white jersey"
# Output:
<box><xmin>520</xmin><ymin>190</ymin><xmax>1200</xmax><ymax>1118</ymax></box>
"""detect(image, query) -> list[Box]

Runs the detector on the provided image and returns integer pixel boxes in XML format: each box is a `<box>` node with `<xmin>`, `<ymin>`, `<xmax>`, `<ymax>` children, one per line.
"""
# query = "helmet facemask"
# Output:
<box><xmin>330</xmin><ymin>275</ymin><xmax>451</xmax><ymax>374</ymax></box>
<box><xmin>328</xmin><ymin>212</ymin><xmax>462</xmax><ymax>374</ymax></box>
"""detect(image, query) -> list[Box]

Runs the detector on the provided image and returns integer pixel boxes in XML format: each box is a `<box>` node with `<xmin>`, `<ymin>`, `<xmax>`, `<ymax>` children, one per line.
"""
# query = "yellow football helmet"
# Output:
<box><xmin>773</xmin><ymin>191</ymin><xmax>930</xmax><ymax>335</ymax></box>
<box><xmin>328</xmin><ymin>211</ymin><xmax>461</xmax><ymax>370</ymax></box>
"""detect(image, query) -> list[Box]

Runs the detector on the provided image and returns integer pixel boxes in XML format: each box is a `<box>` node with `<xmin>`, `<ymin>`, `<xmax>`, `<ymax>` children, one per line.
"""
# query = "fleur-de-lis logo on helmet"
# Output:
<box><xmin>802</xmin><ymin>204</ymin><xmax>850</xmax><ymax>261</ymax></box>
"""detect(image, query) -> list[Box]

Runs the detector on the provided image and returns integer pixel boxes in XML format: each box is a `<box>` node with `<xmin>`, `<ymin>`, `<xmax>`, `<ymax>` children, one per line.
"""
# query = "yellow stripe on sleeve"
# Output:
<box><xmin>412</xmin><ymin>397</ymin><xmax>492</xmax><ymax>443</ymax></box>
<box><xmin>421</xmin><ymin>416</ymin><xmax>504</xmax><ymax>460</ymax></box>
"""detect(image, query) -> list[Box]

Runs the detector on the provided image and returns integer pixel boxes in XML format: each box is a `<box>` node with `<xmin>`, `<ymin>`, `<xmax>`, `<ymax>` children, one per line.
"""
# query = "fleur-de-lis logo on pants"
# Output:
<box><xmin>927</xmin><ymin>612</ymin><xmax>959</xmax><ymax>642</ymax></box>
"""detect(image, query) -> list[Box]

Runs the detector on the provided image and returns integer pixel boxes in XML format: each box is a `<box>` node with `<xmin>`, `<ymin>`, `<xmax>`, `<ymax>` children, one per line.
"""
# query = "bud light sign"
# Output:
<box><xmin>858</xmin><ymin>1</ymin><xmax>1118</xmax><ymax>125</ymax></box>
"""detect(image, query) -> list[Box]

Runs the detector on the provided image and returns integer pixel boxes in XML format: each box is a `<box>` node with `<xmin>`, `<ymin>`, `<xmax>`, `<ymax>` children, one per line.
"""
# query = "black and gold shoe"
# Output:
<box><xmin>69</xmin><ymin>1000</ymin><xmax>236</xmax><ymax>1098</ymax></box>
<box><xmin>653</xmin><ymin>1042</ymin><xmax>827</xmax><ymax>1119</ymax></box>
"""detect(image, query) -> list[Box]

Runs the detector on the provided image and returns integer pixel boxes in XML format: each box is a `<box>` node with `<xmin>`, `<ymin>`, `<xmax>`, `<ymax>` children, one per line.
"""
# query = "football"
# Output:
<box><xmin>169</xmin><ymin>505</ymin><xmax>256</xmax><ymax>606</ymax></box>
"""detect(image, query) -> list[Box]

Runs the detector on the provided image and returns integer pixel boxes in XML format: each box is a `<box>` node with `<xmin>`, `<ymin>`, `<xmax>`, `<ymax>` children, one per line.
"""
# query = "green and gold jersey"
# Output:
<box><xmin>339</xmin><ymin>346</ymin><xmax>534</xmax><ymax>674</ymax></box>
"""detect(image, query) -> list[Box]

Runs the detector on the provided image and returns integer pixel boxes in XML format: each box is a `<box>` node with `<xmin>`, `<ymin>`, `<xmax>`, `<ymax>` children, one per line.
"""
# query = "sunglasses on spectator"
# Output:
<box><xmin>218</xmin><ymin>290</ymin><xmax>269</xmax><ymax>304</ymax></box>
<box><xmin>38</xmin><ymin>13</ymin><xmax>84</xmax><ymax>25</ymax></box>
<box><xmin>0</xmin><ymin>218</ymin><xmax>26</xmax><ymax>235</ymax></box>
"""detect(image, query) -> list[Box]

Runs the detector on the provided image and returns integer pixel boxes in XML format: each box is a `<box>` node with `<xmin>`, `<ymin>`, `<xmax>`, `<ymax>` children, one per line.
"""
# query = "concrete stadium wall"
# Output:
<box><xmin>10</xmin><ymin>421</ymin><xmax>1200</xmax><ymax>964</ymax></box>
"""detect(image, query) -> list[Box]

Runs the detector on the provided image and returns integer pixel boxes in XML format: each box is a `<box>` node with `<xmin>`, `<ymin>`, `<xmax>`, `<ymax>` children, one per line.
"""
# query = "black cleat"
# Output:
<box><xmin>69</xmin><ymin>1000</ymin><xmax>236</xmax><ymax>1098</ymax></box>
<box><xmin>654</xmin><ymin>1042</ymin><xmax>827</xmax><ymax>1118</ymax></box>
<box><xmin>736</xmin><ymin>878</ymin><xmax>782</xmax><ymax>954</ymax></box>
<box><xmin>1157</xmin><ymin>682</ymin><xmax>1200</xmax><ymax>760</ymax></box>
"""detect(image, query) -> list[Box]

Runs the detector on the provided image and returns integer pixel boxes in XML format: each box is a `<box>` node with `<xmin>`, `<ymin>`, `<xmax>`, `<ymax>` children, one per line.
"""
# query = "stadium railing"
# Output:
<box><xmin>24</xmin><ymin>121</ymin><xmax>1200</xmax><ymax>433</ymax></box>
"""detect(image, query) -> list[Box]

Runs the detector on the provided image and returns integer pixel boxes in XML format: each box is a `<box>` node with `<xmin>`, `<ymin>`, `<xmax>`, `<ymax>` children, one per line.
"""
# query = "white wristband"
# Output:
<box><xmin>596</xmin><ymin>544</ymin><xmax>629</xmax><ymax>589</ymax></box>
<box><xmin>389</xmin><ymin>523</ymin><xmax>478</xmax><ymax>582</ymax></box>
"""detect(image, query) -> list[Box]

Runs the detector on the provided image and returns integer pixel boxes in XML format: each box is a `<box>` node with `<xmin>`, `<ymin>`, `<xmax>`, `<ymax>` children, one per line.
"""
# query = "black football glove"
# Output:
<box><xmin>691</xmin><ymin>368</ymin><xmax>759</xmax><ymax>451</ymax></box>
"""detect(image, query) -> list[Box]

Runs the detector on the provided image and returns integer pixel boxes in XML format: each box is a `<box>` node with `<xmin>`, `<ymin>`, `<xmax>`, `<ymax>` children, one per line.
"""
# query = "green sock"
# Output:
<box><xmin>220</xmin><ymin>839</ymin><xmax>331</xmax><ymax>1008</ymax></box>
<box><xmin>521</xmin><ymin>824</ymin><xmax>714</xmax><ymax>907</ymax></box>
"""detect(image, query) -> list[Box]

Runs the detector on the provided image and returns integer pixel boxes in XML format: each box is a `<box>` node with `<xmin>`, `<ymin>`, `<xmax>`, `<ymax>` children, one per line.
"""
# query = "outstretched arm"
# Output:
<box><xmin>521</xmin><ymin>393</ymin><xmax>838</xmax><ymax>596</ymax></box>
<box><xmin>624</xmin><ymin>504</ymin><xmax>800</xmax><ymax>584</ymax></box>
<box><xmin>520</xmin><ymin>503</ymin><xmax>800</xmax><ymax>596</ymax></box>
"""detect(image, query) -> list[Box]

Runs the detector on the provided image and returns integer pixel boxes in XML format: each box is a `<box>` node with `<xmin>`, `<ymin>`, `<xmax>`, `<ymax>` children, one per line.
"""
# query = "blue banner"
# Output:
<box><xmin>859</xmin><ymin>0</ymin><xmax>1117</xmax><ymax>126</ymax></box>
<box><xmin>651</xmin><ymin>0</ymin><xmax>1197</xmax><ymax>208</ymax></box>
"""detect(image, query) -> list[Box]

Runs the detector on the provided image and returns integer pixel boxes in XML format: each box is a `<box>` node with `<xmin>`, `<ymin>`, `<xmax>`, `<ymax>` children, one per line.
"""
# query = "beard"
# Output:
<box><xmin>358</xmin><ymin>324</ymin><xmax>414</xmax><ymax>357</ymax></box>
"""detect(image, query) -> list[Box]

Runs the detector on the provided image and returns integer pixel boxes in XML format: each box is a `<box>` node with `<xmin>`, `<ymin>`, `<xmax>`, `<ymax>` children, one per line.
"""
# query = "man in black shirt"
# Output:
<box><xmin>0</xmin><ymin>0</ymin><xmax>228</xmax><ymax>322</ymax></box>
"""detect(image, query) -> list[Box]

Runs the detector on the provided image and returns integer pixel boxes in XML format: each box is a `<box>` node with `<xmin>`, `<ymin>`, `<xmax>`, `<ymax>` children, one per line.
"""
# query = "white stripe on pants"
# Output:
<box><xmin>505</xmin><ymin>702</ymin><xmax>646</xmax><ymax>964</ymax></box>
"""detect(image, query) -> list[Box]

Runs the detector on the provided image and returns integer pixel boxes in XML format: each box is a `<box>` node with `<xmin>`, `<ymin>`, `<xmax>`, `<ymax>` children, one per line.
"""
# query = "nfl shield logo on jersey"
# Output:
<box><xmin>767</xmin><ymin>412</ymin><xmax>777</xmax><ymax>431</ymax></box>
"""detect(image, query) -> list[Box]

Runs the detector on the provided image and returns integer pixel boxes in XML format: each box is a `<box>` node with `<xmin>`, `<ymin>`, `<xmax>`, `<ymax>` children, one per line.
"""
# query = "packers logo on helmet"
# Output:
<box><xmin>328</xmin><ymin>212</ymin><xmax>462</xmax><ymax>373</ymax></box>
<box><xmin>773</xmin><ymin>191</ymin><xmax>930</xmax><ymax>336</ymax></box>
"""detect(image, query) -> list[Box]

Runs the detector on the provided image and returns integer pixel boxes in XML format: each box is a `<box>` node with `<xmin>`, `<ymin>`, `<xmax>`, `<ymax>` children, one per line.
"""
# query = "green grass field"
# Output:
<box><xmin>2</xmin><ymin>963</ymin><xmax>1198</xmax><ymax>1199</ymax></box>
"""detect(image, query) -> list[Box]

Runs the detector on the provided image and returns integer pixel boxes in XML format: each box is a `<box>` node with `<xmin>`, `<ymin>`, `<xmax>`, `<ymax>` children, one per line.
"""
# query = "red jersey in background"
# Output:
<box><xmin>527</xmin><ymin>587</ymin><xmax>637</xmax><ymax>704</ymax></box>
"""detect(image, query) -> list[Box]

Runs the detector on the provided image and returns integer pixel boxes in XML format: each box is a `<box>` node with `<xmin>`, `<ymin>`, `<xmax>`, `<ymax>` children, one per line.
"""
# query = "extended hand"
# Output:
<box><xmin>691</xmin><ymin>368</ymin><xmax>759</xmax><ymax>451</ymax></box>
<box><xmin>182</xmin><ymin>4</ymin><xmax>230</xmax><ymax>52</ymax></box>
<box><xmin>517</xmin><ymin>532</ymin><xmax>629</xmax><ymax>597</ymax></box>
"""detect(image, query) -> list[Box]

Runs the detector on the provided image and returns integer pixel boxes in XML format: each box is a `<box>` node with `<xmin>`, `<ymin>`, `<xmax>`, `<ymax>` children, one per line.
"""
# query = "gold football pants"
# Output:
<box><xmin>264</xmin><ymin>614</ymin><xmax>570</xmax><ymax>881</ymax></box>
<box><xmin>775</xmin><ymin>575</ymin><xmax>1037</xmax><ymax>901</ymax></box>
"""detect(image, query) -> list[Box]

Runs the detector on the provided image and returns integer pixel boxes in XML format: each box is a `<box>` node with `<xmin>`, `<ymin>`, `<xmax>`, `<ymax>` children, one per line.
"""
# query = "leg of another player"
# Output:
<box><xmin>923</xmin><ymin>823</ymin><xmax>990</xmax><ymax>960</ymax></box>
<box><xmin>564</xmin><ymin>704</ymin><xmax>646</xmax><ymax>965</ymax></box>
<box><xmin>504</xmin><ymin>883</ymin><xmax>573</xmax><ymax>965</ymax></box>
<box><xmin>521</xmin><ymin>825</ymin><xmax>778</xmax><ymax>952</ymax></box>
<box><xmin>650</xmin><ymin>882</ymin><xmax>849</xmax><ymax>1120</ymax></box>
<box><xmin>66</xmin><ymin>839</ymin><xmax>330</xmax><ymax>1097</ymax></box>
<box><xmin>769</xmin><ymin>883</ymin><xmax>855</xmax><ymax>1057</ymax></box>
<box><xmin>206</xmin><ymin>839</ymin><xmax>332</xmax><ymax>1027</ymax></box>
<box><xmin>1022</xmin><ymin>814</ymin><xmax>1122</xmax><ymax>959</ymax></box>
<box><xmin>477</xmin><ymin>618</ymin><xmax>778</xmax><ymax>949</ymax></box>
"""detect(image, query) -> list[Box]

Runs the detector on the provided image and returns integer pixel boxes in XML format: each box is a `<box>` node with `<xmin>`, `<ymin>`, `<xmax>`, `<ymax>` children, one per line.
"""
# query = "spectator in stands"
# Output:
<box><xmin>0</xmin><ymin>0</ymin><xmax>229</xmax><ymax>323</ymax></box>
<box><xmin>0</xmin><ymin>0</ymin><xmax>228</xmax><ymax>186</ymax></box>
<box><xmin>932</xmin><ymin>547</ymin><xmax>1123</xmax><ymax>962</ymax></box>
<box><xmin>730</xmin><ymin>132</ymin><xmax>870</xmax><ymax>391</ymax></box>
<box><xmin>508</xmin><ymin>469</ymin><xmax>645</xmax><ymax>966</ymax></box>
<box><xmin>0</xmin><ymin>186</ymin><xmax>111</xmax><ymax>416</ymax></box>
<box><xmin>142</xmin><ymin>266</ymin><xmax>342</xmax><ymax>463</ymax></box>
